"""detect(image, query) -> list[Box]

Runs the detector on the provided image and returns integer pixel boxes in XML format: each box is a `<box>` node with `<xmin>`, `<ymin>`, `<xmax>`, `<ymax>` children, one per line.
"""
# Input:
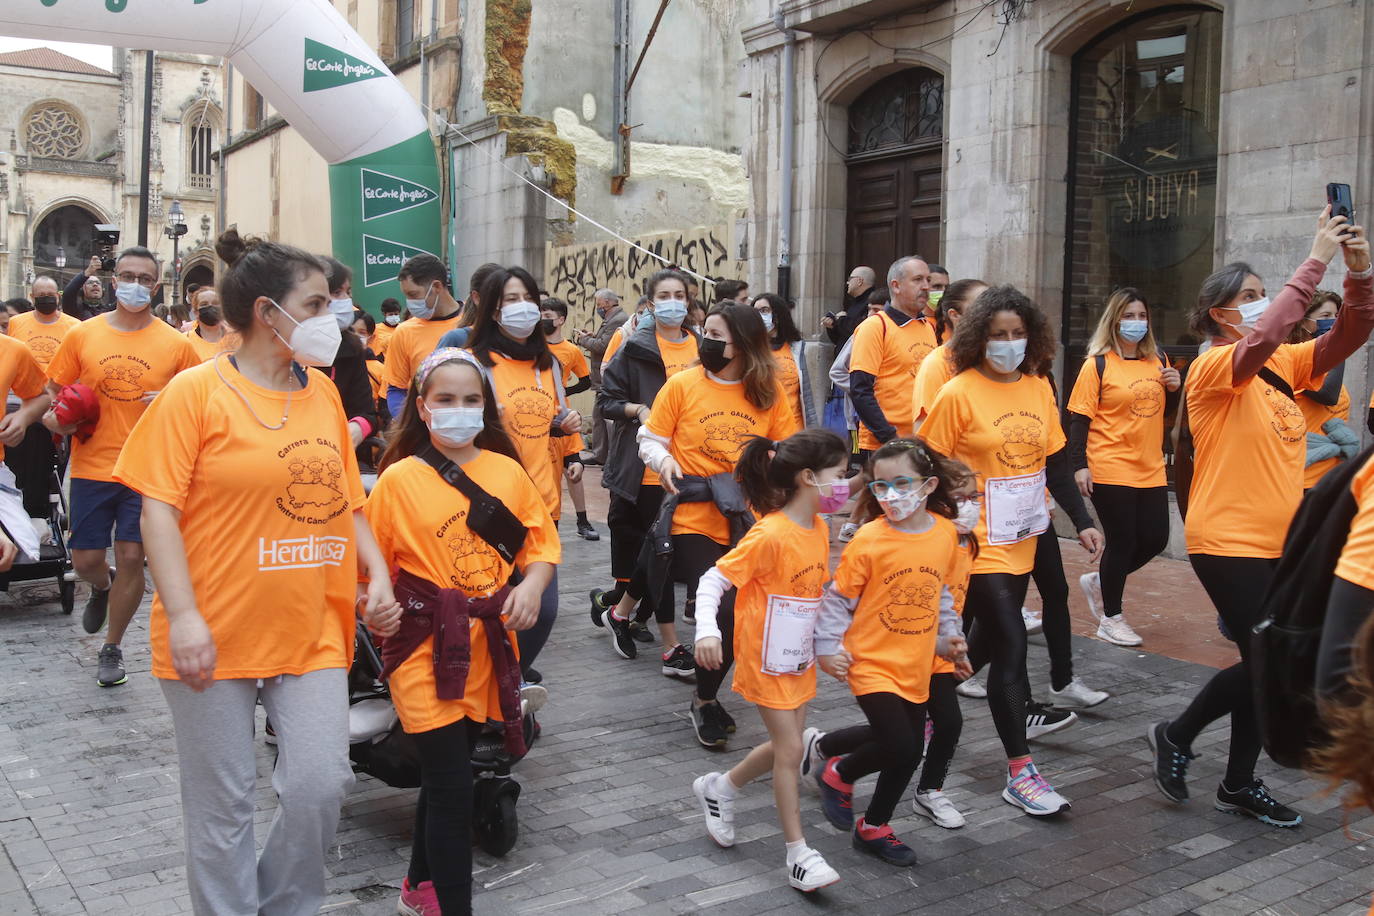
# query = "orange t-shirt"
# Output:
<box><xmin>365</xmin><ymin>358</ymin><xmax>385</xmax><ymax>401</ymax></box>
<box><xmin>1335</xmin><ymin>452</ymin><xmax>1374</xmax><ymax>591</ymax></box>
<box><xmin>921</xmin><ymin>369</ymin><xmax>1066</xmax><ymax>575</ymax></box>
<box><xmin>47</xmin><ymin>315</ymin><xmax>200</xmax><ymax>482</ymax></box>
<box><xmin>771</xmin><ymin>343</ymin><xmax>804</xmax><ymax>428</ymax></box>
<box><xmin>602</xmin><ymin>323</ymin><xmax>632</xmax><ymax>368</ymax></box>
<box><xmin>1065</xmin><ymin>352</ymin><xmax>1168</xmax><ymax>488</ymax></box>
<box><xmin>371</xmin><ymin>321</ymin><xmax>396</xmax><ymax>357</ymax></box>
<box><xmin>850</xmin><ymin>311</ymin><xmax>937</xmax><ymax>450</ymax></box>
<box><xmin>1299</xmin><ymin>385</ymin><xmax>1352</xmax><ymax>489</ymax></box>
<box><xmin>644</xmin><ymin>366</ymin><xmax>798</xmax><ymax>544</ymax></box>
<box><xmin>714</xmin><ymin>510</ymin><xmax>830</xmax><ymax>710</ymax></box>
<box><xmin>364</xmin><ymin>450</ymin><xmax>560</xmax><ymax>733</ymax></box>
<box><xmin>638</xmin><ymin>332</ymin><xmax>699</xmax><ymax>488</ymax></box>
<box><xmin>547</xmin><ymin>339</ymin><xmax>590</xmax><ymax>383</ymax></box>
<box><xmin>0</xmin><ymin>336</ymin><xmax>48</xmax><ymax>462</ymax></box>
<box><xmin>911</xmin><ymin>342</ymin><xmax>955</xmax><ymax>425</ymax></box>
<box><xmin>831</xmin><ymin>515</ymin><xmax>961</xmax><ymax>703</ymax></box>
<box><xmin>112</xmin><ymin>360</ymin><xmax>364</xmax><ymax>680</ymax></box>
<box><xmin>487</xmin><ymin>353</ymin><xmax>564</xmax><ymax>518</ymax></box>
<box><xmin>7</xmin><ymin>310</ymin><xmax>79</xmax><ymax>370</ymax></box>
<box><xmin>1183</xmin><ymin>341</ymin><xmax>1318</xmax><ymax>559</ymax></box>
<box><xmin>382</xmin><ymin>314</ymin><xmax>462</xmax><ymax>391</ymax></box>
<box><xmin>183</xmin><ymin>324</ymin><xmax>241</xmax><ymax>363</ymax></box>
<box><xmin>931</xmin><ymin>536</ymin><xmax>974</xmax><ymax>676</ymax></box>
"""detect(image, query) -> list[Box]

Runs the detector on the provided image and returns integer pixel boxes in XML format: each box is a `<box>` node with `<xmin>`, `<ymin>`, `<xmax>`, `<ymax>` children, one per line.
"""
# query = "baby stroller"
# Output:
<box><xmin>346</xmin><ymin>620</ymin><xmax>537</xmax><ymax>857</ymax></box>
<box><xmin>0</xmin><ymin>463</ymin><xmax>76</xmax><ymax>614</ymax></box>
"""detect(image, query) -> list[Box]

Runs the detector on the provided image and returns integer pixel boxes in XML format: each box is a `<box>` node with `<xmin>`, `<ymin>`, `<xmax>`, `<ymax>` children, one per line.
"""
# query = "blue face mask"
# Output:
<box><xmin>1118</xmin><ymin>319</ymin><xmax>1148</xmax><ymax>343</ymax></box>
<box><xmin>758</xmin><ymin>310</ymin><xmax>774</xmax><ymax>332</ymax></box>
<box><xmin>1314</xmin><ymin>317</ymin><xmax>1337</xmax><ymax>336</ymax></box>
<box><xmin>654</xmin><ymin>299</ymin><xmax>688</xmax><ymax>328</ymax></box>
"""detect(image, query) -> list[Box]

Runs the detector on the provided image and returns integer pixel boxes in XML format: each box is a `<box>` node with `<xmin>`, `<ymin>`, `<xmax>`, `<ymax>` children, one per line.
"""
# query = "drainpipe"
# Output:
<box><xmin>774</xmin><ymin>8</ymin><xmax>795</xmax><ymax>302</ymax></box>
<box><xmin>220</xmin><ymin>61</ymin><xmax>232</xmax><ymax>240</ymax></box>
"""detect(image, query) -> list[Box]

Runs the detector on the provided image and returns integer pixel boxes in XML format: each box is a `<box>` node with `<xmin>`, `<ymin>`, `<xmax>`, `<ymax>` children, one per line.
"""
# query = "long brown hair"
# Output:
<box><xmin>1310</xmin><ymin>614</ymin><xmax>1374</xmax><ymax>813</ymax></box>
<box><xmin>702</xmin><ymin>302</ymin><xmax>778</xmax><ymax>410</ymax></box>
<box><xmin>379</xmin><ymin>357</ymin><xmax>519</xmax><ymax>473</ymax></box>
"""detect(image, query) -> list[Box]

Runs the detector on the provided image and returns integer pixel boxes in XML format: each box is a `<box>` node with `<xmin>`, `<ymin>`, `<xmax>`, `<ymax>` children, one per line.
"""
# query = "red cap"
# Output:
<box><xmin>52</xmin><ymin>383</ymin><xmax>100</xmax><ymax>442</ymax></box>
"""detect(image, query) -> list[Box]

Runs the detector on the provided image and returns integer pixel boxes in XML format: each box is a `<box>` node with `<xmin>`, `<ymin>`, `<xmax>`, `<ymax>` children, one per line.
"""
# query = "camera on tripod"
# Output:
<box><xmin>92</xmin><ymin>225</ymin><xmax>120</xmax><ymax>273</ymax></box>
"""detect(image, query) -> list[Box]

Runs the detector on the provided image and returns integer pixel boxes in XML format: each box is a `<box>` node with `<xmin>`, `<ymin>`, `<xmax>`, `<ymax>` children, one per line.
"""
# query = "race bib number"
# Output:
<box><xmin>984</xmin><ymin>470</ymin><xmax>1050</xmax><ymax>546</ymax></box>
<box><xmin>761</xmin><ymin>594</ymin><xmax>819</xmax><ymax>676</ymax></box>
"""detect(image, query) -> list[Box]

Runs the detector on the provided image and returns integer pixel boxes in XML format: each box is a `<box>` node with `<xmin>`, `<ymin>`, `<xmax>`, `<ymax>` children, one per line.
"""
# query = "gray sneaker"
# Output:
<box><xmin>96</xmin><ymin>644</ymin><xmax>127</xmax><ymax>687</ymax></box>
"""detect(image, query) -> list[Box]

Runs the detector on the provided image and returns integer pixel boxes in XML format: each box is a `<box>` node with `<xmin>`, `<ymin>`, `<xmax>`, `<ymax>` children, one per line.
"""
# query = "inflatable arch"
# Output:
<box><xmin>1</xmin><ymin>0</ymin><xmax>442</xmax><ymax>310</ymax></box>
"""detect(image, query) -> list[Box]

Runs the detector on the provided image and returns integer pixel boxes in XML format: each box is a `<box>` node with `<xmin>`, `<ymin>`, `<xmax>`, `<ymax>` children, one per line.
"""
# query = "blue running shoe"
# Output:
<box><xmin>1002</xmin><ymin>761</ymin><xmax>1070</xmax><ymax>816</ymax></box>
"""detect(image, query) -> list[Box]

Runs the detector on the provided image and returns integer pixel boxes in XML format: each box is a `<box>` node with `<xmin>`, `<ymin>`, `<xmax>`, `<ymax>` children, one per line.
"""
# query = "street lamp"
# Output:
<box><xmin>164</xmin><ymin>200</ymin><xmax>188</xmax><ymax>306</ymax></box>
<box><xmin>54</xmin><ymin>247</ymin><xmax>66</xmax><ymax>286</ymax></box>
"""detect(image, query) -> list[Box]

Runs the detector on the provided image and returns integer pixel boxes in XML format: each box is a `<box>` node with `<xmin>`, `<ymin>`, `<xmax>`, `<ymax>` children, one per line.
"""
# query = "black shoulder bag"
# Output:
<box><xmin>417</xmin><ymin>446</ymin><xmax>528</xmax><ymax>564</ymax></box>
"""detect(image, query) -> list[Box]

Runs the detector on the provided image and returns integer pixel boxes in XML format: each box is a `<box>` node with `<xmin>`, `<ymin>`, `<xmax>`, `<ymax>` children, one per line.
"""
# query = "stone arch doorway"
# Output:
<box><xmin>32</xmin><ymin>203</ymin><xmax>101</xmax><ymax>287</ymax></box>
<box><xmin>181</xmin><ymin>262</ymin><xmax>215</xmax><ymax>303</ymax></box>
<box><xmin>844</xmin><ymin>67</ymin><xmax>945</xmax><ymax>278</ymax></box>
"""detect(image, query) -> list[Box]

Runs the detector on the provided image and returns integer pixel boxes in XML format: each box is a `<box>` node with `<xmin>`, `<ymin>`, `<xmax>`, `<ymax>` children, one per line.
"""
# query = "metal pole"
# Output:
<box><xmin>775</xmin><ymin>14</ymin><xmax>796</xmax><ymax>302</ymax></box>
<box><xmin>137</xmin><ymin>50</ymin><xmax>154</xmax><ymax>247</ymax></box>
<box><xmin>172</xmin><ymin>236</ymin><xmax>180</xmax><ymax>306</ymax></box>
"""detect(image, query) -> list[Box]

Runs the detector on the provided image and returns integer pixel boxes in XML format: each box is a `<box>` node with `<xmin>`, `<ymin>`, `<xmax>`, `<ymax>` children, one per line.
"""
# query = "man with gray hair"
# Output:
<box><xmin>824</xmin><ymin>264</ymin><xmax>877</xmax><ymax>345</ymax></box>
<box><xmin>848</xmin><ymin>255</ymin><xmax>937</xmax><ymax>458</ymax></box>
<box><xmin>574</xmin><ymin>288</ymin><xmax>628</xmax><ymax>464</ymax></box>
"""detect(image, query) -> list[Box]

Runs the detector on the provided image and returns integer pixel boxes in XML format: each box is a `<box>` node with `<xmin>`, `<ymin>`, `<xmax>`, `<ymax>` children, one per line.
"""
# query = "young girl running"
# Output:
<box><xmin>365</xmin><ymin>348</ymin><xmax>560</xmax><ymax>915</ymax></box>
<box><xmin>690</xmin><ymin>428</ymin><xmax>850</xmax><ymax>892</ymax></box>
<box><xmin>810</xmin><ymin>439</ymin><xmax>972</xmax><ymax>866</ymax></box>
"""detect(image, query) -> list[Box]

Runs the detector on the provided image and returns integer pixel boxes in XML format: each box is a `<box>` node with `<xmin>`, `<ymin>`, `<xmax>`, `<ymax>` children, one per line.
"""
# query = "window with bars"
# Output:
<box><xmin>189</xmin><ymin>125</ymin><xmax>214</xmax><ymax>190</ymax></box>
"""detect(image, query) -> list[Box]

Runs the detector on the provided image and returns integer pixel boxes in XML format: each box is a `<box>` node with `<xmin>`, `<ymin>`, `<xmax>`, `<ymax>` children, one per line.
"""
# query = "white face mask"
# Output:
<box><xmin>329</xmin><ymin>297</ymin><xmax>355</xmax><ymax>329</ymax></box>
<box><xmin>270</xmin><ymin>301</ymin><xmax>342</xmax><ymax>367</ymax></box>
<box><xmin>758</xmin><ymin>310</ymin><xmax>774</xmax><ymax>332</ymax></box>
<box><xmin>985</xmin><ymin>338</ymin><xmax>1027</xmax><ymax>374</ymax></box>
<box><xmin>1118</xmin><ymin>319</ymin><xmax>1148</xmax><ymax>343</ymax></box>
<box><xmin>406</xmin><ymin>284</ymin><xmax>438</xmax><ymax>320</ymax></box>
<box><xmin>877</xmin><ymin>488</ymin><xmax>926</xmax><ymax>522</ymax></box>
<box><xmin>115</xmin><ymin>281</ymin><xmax>152</xmax><ymax>312</ymax></box>
<box><xmin>426</xmin><ymin>405</ymin><xmax>485</xmax><ymax>447</ymax></box>
<box><xmin>499</xmin><ymin>300</ymin><xmax>541</xmax><ymax>338</ymax></box>
<box><xmin>954</xmin><ymin>498</ymin><xmax>981</xmax><ymax>535</ymax></box>
<box><xmin>654</xmin><ymin>299</ymin><xmax>688</xmax><ymax>328</ymax></box>
<box><xmin>384</xmin><ymin>313</ymin><xmax>401</xmax><ymax>327</ymax></box>
<box><xmin>1229</xmin><ymin>296</ymin><xmax>1270</xmax><ymax>332</ymax></box>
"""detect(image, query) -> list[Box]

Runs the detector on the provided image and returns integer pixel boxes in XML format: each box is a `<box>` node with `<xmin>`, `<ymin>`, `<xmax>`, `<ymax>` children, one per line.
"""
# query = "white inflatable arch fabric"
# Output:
<box><xmin>2</xmin><ymin>0</ymin><xmax>442</xmax><ymax>309</ymax></box>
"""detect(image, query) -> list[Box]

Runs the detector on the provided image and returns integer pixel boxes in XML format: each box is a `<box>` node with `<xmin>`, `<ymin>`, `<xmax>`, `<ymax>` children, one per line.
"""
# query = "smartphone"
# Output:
<box><xmin>1328</xmin><ymin>182</ymin><xmax>1355</xmax><ymax>223</ymax></box>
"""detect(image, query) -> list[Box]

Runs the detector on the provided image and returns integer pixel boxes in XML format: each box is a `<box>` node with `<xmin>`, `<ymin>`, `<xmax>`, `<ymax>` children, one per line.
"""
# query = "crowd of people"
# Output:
<box><xmin>2</xmin><ymin>204</ymin><xmax>1373</xmax><ymax>915</ymax></box>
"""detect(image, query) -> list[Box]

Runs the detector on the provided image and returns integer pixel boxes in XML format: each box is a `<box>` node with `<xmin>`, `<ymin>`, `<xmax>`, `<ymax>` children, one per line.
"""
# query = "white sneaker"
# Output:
<box><xmin>1098</xmin><ymin>614</ymin><xmax>1143</xmax><ymax>647</ymax></box>
<box><xmin>1079</xmin><ymin>572</ymin><xmax>1103</xmax><ymax>621</ymax></box>
<box><xmin>913</xmin><ymin>789</ymin><xmax>966</xmax><ymax>828</ymax></box>
<box><xmin>838</xmin><ymin>522</ymin><xmax>859</xmax><ymax>543</ymax></box>
<box><xmin>1022</xmin><ymin>607</ymin><xmax>1043</xmax><ymax>635</ymax></box>
<box><xmin>1048</xmin><ymin>677</ymin><xmax>1109</xmax><ymax>709</ymax></box>
<box><xmin>800</xmin><ymin>726</ymin><xmax>826</xmax><ymax>779</ymax></box>
<box><xmin>1002</xmin><ymin>762</ymin><xmax>1071</xmax><ymax>816</ymax></box>
<box><xmin>955</xmin><ymin>676</ymin><xmax>986</xmax><ymax>699</ymax></box>
<box><xmin>787</xmin><ymin>847</ymin><xmax>840</xmax><ymax>892</ymax></box>
<box><xmin>519</xmin><ymin>683</ymin><xmax>548</xmax><ymax>717</ymax></box>
<box><xmin>693</xmin><ymin>773</ymin><xmax>735</xmax><ymax>847</ymax></box>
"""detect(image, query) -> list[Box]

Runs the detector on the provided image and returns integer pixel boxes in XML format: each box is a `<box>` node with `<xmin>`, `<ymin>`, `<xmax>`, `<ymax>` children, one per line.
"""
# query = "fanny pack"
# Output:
<box><xmin>417</xmin><ymin>445</ymin><xmax>528</xmax><ymax>564</ymax></box>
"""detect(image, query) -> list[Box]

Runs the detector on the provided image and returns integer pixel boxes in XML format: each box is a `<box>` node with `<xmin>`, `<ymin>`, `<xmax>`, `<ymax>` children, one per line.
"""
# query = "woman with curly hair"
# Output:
<box><xmin>921</xmin><ymin>285</ymin><xmax>1103</xmax><ymax>817</ymax></box>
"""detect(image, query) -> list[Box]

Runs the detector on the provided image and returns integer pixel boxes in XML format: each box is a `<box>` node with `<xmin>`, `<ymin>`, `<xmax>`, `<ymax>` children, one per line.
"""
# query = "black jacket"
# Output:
<box><xmin>639</xmin><ymin>473</ymin><xmax>754</xmax><ymax>606</ymax></box>
<box><xmin>596</xmin><ymin>322</ymin><xmax>699</xmax><ymax>501</ymax></box>
<box><xmin>326</xmin><ymin>332</ymin><xmax>379</xmax><ymax>433</ymax></box>
<box><xmin>62</xmin><ymin>273</ymin><xmax>112</xmax><ymax>320</ymax></box>
<box><xmin>827</xmin><ymin>286</ymin><xmax>875</xmax><ymax>346</ymax></box>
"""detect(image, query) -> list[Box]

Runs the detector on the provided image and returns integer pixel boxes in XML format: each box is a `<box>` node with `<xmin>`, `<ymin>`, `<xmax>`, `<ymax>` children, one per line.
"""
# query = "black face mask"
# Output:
<box><xmin>33</xmin><ymin>296</ymin><xmax>58</xmax><ymax>315</ymax></box>
<box><xmin>539</xmin><ymin>318</ymin><xmax>557</xmax><ymax>336</ymax></box>
<box><xmin>698</xmin><ymin>337</ymin><xmax>731</xmax><ymax>373</ymax></box>
<box><xmin>198</xmin><ymin>306</ymin><xmax>222</xmax><ymax>327</ymax></box>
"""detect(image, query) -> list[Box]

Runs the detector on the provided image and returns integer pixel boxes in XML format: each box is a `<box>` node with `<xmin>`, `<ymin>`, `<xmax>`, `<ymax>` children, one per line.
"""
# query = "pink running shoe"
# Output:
<box><xmin>398</xmin><ymin>877</ymin><xmax>441</xmax><ymax>916</ymax></box>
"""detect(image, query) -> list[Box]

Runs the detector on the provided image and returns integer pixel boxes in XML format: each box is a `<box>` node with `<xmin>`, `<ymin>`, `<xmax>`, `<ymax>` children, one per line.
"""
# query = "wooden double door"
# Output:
<box><xmin>845</xmin><ymin>148</ymin><xmax>943</xmax><ymax>277</ymax></box>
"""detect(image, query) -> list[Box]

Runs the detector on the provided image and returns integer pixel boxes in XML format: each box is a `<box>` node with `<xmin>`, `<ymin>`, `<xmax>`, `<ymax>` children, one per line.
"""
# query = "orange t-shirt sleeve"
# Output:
<box><xmin>46</xmin><ymin>326</ymin><xmax>81</xmax><ymax>386</ymax></box>
<box><xmin>8</xmin><ymin>343</ymin><xmax>47</xmax><ymax>399</ymax></box>
<box><xmin>112</xmin><ymin>371</ymin><xmax>204</xmax><ymax>510</ymax></box>
<box><xmin>831</xmin><ymin>539</ymin><xmax>869</xmax><ymax>601</ymax></box>
<box><xmin>1284</xmin><ymin>340</ymin><xmax>1321</xmax><ymax>393</ymax></box>
<box><xmin>644</xmin><ymin>374</ymin><xmax>682</xmax><ymax>440</ymax></box>
<box><xmin>566</xmin><ymin>347</ymin><xmax>590</xmax><ymax>379</ymax></box>
<box><xmin>715</xmin><ymin>521</ymin><xmax>774</xmax><ymax>588</ymax></box>
<box><xmin>1044</xmin><ymin>379</ymin><xmax>1067</xmax><ymax>454</ymax></box>
<box><xmin>849</xmin><ymin>317</ymin><xmax>884</xmax><ymax>377</ymax></box>
<box><xmin>767</xmin><ymin>384</ymin><xmax>801</xmax><ymax>439</ymax></box>
<box><xmin>1065</xmin><ymin>358</ymin><xmax>1101</xmax><ymax>418</ymax></box>
<box><xmin>514</xmin><ymin>476</ymin><xmax>561</xmax><ymax>569</ymax></box>
<box><xmin>918</xmin><ymin>382</ymin><xmax>966</xmax><ymax>458</ymax></box>
<box><xmin>602</xmin><ymin>331</ymin><xmax>625</xmax><ymax>367</ymax></box>
<box><xmin>383</xmin><ymin>326</ymin><xmax>412</xmax><ymax>390</ymax></box>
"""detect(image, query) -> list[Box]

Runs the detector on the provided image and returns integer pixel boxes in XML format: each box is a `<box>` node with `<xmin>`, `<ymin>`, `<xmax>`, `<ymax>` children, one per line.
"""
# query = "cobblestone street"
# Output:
<box><xmin>0</xmin><ymin>518</ymin><xmax>1372</xmax><ymax>915</ymax></box>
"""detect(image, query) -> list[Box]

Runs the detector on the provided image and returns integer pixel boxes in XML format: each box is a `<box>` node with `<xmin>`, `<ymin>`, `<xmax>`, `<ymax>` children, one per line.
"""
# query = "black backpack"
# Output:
<box><xmin>1251</xmin><ymin>442</ymin><xmax>1374</xmax><ymax>768</ymax></box>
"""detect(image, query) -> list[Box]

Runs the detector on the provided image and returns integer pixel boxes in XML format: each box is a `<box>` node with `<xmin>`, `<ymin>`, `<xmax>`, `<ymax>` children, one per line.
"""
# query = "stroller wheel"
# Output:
<box><xmin>474</xmin><ymin>778</ymin><xmax>520</xmax><ymax>857</ymax></box>
<box><xmin>59</xmin><ymin>577</ymin><xmax>75</xmax><ymax>615</ymax></box>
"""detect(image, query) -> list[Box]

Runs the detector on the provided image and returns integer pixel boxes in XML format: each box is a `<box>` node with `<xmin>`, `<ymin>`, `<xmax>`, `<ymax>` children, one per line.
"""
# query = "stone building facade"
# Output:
<box><xmin>0</xmin><ymin>47</ymin><xmax>223</xmax><ymax>303</ymax></box>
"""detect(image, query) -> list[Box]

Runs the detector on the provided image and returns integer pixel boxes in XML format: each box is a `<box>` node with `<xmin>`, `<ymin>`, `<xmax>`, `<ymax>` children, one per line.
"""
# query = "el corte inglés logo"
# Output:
<box><xmin>303</xmin><ymin>37</ymin><xmax>384</xmax><ymax>92</ymax></box>
<box><xmin>361</xmin><ymin>235</ymin><xmax>436</xmax><ymax>287</ymax></box>
<box><xmin>361</xmin><ymin>169</ymin><xmax>438</xmax><ymax>221</ymax></box>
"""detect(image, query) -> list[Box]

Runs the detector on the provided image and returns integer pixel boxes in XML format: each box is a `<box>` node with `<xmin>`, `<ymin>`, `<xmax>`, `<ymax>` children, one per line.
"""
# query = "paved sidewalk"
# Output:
<box><xmin>0</xmin><ymin>517</ymin><xmax>1372</xmax><ymax>913</ymax></box>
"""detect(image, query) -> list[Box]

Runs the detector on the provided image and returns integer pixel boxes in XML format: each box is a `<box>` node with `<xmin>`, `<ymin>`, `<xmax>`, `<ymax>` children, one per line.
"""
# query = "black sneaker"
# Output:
<box><xmin>683</xmin><ymin>599</ymin><xmax>696</xmax><ymax>625</ymax></box>
<box><xmin>718</xmin><ymin>703</ymin><xmax>737</xmax><ymax>734</ymax></box>
<box><xmin>629</xmin><ymin>621</ymin><xmax>655</xmax><ymax>644</ymax></box>
<box><xmin>589</xmin><ymin>589</ymin><xmax>609</xmax><ymax>628</ymax></box>
<box><xmin>662</xmin><ymin>644</ymin><xmax>696</xmax><ymax>679</ymax></box>
<box><xmin>607</xmin><ymin>613</ymin><xmax>637</xmax><ymax>660</ymax></box>
<box><xmin>691</xmin><ymin>699</ymin><xmax>728</xmax><ymax>748</ymax></box>
<box><xmin>1026</xmin><ymin>701</ymin><xmax>1077</xmax><ymax>739</ymax></box>
<box><xmin>1216</xmin><ymin>779</ymin><xmax>1302</xmax><ymax>827</ymax></box>
<box><xmin>82</xmin><ymin>566</ymin><xmax>115</xmax><ymax>634</ymax></box>
<box><xmin>522</xmin><ymin>667</ymin><xmax>542</xmax><ymax>685</ymax></box>
<box><xmin>576</xmin><ymin>519</ymin><xmax>600</xmax><ymax>541</ymax></box>
<box><xmin>96</xmin><ymin>644</ymin><xmax>126</xmax><ymax>687</ymax></box>
<box><xmin>1147</xmin><ymin>720</ymin><xmax>1194</xmax><ymax>802</ymax></box>
<box><xmin>852</xmin><ymin>822</ymin><xmax>918</xmax><ymax>867</ymax></box>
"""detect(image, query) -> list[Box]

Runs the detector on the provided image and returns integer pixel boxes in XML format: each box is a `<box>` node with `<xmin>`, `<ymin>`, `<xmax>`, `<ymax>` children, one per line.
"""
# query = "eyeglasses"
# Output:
<box><xmin>115</xmin><ymin>272</ymin><xmax>157</xmax><ymax>287</ymax></box>
<box><xmin>867</xmin><ymin>476</ymin><xmax>924</xmax><ymax>499</ymax></box>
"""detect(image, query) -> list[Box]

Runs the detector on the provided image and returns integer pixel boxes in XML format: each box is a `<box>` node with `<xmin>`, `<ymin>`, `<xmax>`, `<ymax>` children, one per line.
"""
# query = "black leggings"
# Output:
<box><xmin>1167</xmin><ymin>555</ymin><xmax>1273</xmax><ymax>787</ymax></box>
<box><xmin>918</xmin><ymin>673</ymin><xmax>962</xmax><ymax>792</ymax></box>
<box><xmin>605</xmin><ymin>484</ymin><xmax>664</xmax><ymax>609</ymax></box>
<box><xmin>668</xmin><ymin>534</ymin><xmax>732</xmax><ymax>698</ymax></box>
<box><xmin>1091</xmin><ymin>484</ymin><xmax>1169</xmax><ymax>617</ymax></box>
<box><xmin>965</xmin><ymin>572</ymin><xmax>1032</xmax><ymax>758</ymax></box>
<box><xmin>408</xmin><ymin>719</ymin><xmax>477</xmax><ymax>915</ymax></box>
<box><xmin>1031</xmin><ymin>533</ymin><xmax>1074</xmax><ymax>691</ymax></box>
<box><xmin>826</xmin><ymin>692</ymin><xmax>927</xmax><ymax>826</ymax></box>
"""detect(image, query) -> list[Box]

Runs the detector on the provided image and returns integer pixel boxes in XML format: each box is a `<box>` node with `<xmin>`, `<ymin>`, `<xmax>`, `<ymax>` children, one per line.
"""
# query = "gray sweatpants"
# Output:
<box><xmin>161</xmin><ymin>668</ymin><xmax>354</xmax><ymax>916</ymax></box>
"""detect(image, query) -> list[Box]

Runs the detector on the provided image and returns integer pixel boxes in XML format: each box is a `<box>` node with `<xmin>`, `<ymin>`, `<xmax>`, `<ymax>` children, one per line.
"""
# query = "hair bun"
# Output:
<box><xmin>214</xmin><ymin>227</ymin><xmax>261</xmax><ymax>268</ymax></box>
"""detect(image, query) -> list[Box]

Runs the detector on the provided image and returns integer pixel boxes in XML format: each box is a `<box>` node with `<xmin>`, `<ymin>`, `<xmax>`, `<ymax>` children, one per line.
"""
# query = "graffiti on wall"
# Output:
<box><xmin>546</xmin><ymin>226</ymin><xmax>743</xmax><ymax>329</ymax></box>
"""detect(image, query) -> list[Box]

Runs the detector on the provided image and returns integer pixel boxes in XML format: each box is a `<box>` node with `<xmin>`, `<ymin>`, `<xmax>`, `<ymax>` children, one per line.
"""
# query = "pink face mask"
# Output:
<box><xmin>815</xmin><ymin>479</ymin><xmax>850</xmax><ymax>513</ymax></box>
